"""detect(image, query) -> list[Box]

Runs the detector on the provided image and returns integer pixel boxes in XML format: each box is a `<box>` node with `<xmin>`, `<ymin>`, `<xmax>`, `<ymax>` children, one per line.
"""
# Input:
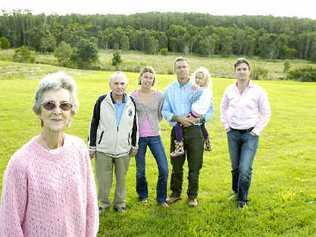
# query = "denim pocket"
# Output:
<box><xmin>249</xmin><ymin>132</ymin><xmax>258</xmax><ymax>137</ymax></box>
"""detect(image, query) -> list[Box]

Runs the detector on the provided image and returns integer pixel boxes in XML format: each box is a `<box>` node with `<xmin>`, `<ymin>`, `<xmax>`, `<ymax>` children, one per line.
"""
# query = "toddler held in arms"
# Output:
<box><xmin>171</xmin><ymin>67</ymin><xmax>213</xmax><ymax>157</ymax></box>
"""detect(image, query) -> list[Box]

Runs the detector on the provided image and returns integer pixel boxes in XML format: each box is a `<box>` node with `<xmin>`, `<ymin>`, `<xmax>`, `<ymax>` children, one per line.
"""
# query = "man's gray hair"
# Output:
<box><xmin>33</xmin><ymin>71</ymin><xmax>79</xmax><ymax>115</ymax></box>
<box><xmin>109</xmin><ymin>71</ymin><xmax>128</xmax><ymax>86</ymax></box>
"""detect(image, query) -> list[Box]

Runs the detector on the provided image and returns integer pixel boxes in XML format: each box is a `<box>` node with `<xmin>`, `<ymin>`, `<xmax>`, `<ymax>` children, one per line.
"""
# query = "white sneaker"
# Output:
<box><xmin>171</xmin><ymin>140</ymin><xmax>184</xmax><ymax>157</ymax></box>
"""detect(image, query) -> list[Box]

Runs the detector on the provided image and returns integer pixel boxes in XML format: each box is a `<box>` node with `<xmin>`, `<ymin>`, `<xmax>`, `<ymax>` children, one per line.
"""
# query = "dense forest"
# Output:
<box><xmin>0</xmin><ymin>11</ymin><xmax>316</xmax><ymax>60</ymax></box>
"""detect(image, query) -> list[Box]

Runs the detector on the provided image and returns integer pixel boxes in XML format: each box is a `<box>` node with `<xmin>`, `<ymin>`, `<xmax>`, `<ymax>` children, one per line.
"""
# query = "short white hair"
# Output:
<box><xmin>109</xmin><ymin>71</ymin><xmax>128</xmax><ymax>87</ymax></box>
<box><xmin>33</xmin><ymin>71</ymin><xmax>79</xmax><ymax>115</ymax></box>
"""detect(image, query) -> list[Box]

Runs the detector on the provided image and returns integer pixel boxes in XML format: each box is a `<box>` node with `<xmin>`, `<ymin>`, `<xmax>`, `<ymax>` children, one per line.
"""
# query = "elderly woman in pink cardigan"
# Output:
<box><xmin>0</xmin><ymin>72</ymin><xmax>99</xmax><ymax>236</ymax></box>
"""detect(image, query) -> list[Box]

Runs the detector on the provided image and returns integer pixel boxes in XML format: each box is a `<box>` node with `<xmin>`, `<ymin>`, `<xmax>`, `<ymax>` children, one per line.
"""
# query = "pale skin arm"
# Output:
<box><xmin>186</xmin><ymin>114</ymin><xmax>203</xmax><ymax>124</ymax></box>
<box><xmin>172</xmin><ymin>115</ymin><xmax>195</xmax><ymax>127</ymax></box>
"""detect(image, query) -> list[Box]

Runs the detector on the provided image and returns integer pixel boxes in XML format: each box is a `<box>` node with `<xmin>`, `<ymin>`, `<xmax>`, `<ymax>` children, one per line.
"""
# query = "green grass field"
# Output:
<box><xmin>0</xmin><ymin>59</ymin><xmax>316</xmax><ymax>237</ymax></box>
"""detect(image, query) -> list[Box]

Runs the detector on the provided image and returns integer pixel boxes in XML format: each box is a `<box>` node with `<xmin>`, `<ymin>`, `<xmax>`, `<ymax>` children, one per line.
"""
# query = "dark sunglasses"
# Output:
<box><xmin>41</xmin><ymin>101</ymin><xmax>73</xmax><ymax>111</ymax></box>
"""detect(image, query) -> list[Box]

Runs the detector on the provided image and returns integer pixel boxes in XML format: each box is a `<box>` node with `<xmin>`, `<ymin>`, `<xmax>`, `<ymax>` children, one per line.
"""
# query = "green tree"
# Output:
<box><xmin>13</xmin><ymin>46</ymin><xmax>35</xmax><ymax>63</ymax></box>
<box><xmin>167</xmin><ymin>25</ymin><xmax>187</xmax><ymax>52</ymax></box>
<box><xmin>128</xmin><ymin>29</ymin><xmax>139</xmax><ymax>50</ymax></box>
<box><xmin>157</xmin><ymin>32</ymin><xmax>168</xmax><ymax>49</ymax></box>
<box><xmin>54</xmin><ymin>41</ymin><xmax>73</xmax><ymax>66</ymax></box>
<box><xmin>24</xmin><ymin>26</ymin><xmax>45</xmax><ymax>51</ymax></box>
<box><xmin>97</xmin><ymin>30</ymin><xmax>110</xmax><ymax>49</ymax></box>
<box><xmin>195</xmin><ymin>36</ymin><xmax>216</xmax><ymax>56</ymax></box>
<box><xmin>159</xmin><ymin>48</ymin><xmax>168</xmax><ymax>55</ymax></box>
<box><xmin>112</xmin><ymin>51</ymin><xmax>122</xmax><ymax>66</ymax></box>
<box><xmin>288</xmin><ymin>67</ymin><xmax>316</xmax><ymax>82</ymax></box>
<box><xmin>1</xmin><ymin>11</ymin><xmax>316</xmax><ymax>59</ymax></box>
<box><xmin>71</xmin><ymin>38</ymin><xmax>98</xmax><ymax>67</ymax></box>
<box><xmin>120</xmin><ymin>34</ymin><xmax>130</xmax><ymax>51</ymax></box>
<box><xmin>215</xmin><ymin>27</ymin><xmax>234</xmax><ymax>55</ymax></box>
<box><xmin>308</xmin><ymin>33</ymin><xmax>316</xmax><ymax>61</ymax></box>
<box><xmin>40</xmin><ymin>34</ymin><xmax>57</xmax><ymax>53</ymax></box>
<box><xmin>144</xmin><ymin>31</ymin><xmax>159</xmax><ymax>54</ymax></box>
<box><xmin>0</xmin><ymin>36</ymin><xmax>10</xmax><ymax>49</ymax></box>
<box><xmin>251</xmin><ymin>66</ymin><xmax>269</xmax><ymax>80</ymax></box>
<box><xmin>283</xmin><ymin>61</ymin><xmax>291</xmax><ymax>73</ymax></box>
<box><xmin>257</xmin><ymin>32</ymin><xmax>278</xmax><ymax>58</ymax></box>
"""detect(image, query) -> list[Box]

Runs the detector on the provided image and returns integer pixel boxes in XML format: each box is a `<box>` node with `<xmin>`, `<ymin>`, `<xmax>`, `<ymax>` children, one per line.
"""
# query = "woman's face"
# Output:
<box><xmin>235</xmin><ymin>62</ymin><xmax>250</xmax><ymax>81</ymax></box>
<box><xmin>39</xmin><ymin>88</ymin><xmax>73</xmax><ymax>133</ymax></box>
<box><xmin>140</xmin><ymin>72</ymin><xmax>154</xmax><ymax>89</ymax></box>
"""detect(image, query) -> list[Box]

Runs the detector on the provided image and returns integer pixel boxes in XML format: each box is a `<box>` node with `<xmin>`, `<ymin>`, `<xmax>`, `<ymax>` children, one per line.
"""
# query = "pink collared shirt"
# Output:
<box><xmin>220</xmin><ymin>81</ymin><xmax>271</xmax><ymax>136</ymax></box>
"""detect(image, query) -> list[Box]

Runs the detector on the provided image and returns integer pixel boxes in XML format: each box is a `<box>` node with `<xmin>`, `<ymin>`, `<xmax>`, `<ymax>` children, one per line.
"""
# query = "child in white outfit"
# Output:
<box><xmin>171</xmin><ymin>67</ymin><xmax>213</xmax><ymax>157</ymax></box>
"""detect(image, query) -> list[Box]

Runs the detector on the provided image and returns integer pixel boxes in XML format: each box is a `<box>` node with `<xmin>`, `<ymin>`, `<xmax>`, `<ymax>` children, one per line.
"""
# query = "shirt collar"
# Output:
<box><xmin>110</xmin><ymin>92</ymin><xmax>127</xmax><ymax>104</ymax></box>
<box><xmin>176</xmin><ymin>80</ymin><xmax>191</xmax><ymax>88</ymax></box>
<box><xmin>234</xmin><ymin>80</ymin><xmax>254</xmax><ymax>90</ymax></box>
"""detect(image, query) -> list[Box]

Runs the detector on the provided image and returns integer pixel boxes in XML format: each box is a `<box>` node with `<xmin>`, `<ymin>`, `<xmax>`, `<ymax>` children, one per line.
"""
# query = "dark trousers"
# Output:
<box><xmin>170</xmin><ymin>125</ymin><xmax>204</xmax><ymax>198</ymax></box>
<box><xmin>201</xmin><ymin>123</ymin><xmax>209</xmax><ymax>140</ymax></box>
<box><xmin>227</xmin><ymin>129</ymin><xmax>259</xmax><ymax>202</ymax></box>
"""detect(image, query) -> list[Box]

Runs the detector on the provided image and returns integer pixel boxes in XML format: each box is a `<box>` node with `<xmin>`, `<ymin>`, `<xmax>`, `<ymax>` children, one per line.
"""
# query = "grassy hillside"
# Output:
<box><xmin>0</xmin><ymin>59</ymin><xmax>315</xmax><ymax>236</ymax></box>
<box><xmin>1</xmin><ymin>49</ymin><xmax>316</xmax><ymax>80</ymax></box>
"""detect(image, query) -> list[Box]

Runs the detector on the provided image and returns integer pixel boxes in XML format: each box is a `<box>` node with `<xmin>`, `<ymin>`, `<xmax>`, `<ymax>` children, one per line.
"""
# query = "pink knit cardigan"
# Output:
<box><xmin>0</xmin><ymin>134</ymin><xmax>99</xmax><ymax>236</ymax></box>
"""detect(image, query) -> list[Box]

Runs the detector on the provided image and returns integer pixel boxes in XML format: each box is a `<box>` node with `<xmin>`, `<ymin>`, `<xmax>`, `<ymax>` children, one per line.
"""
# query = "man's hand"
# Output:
<box><xmin>89</xmin><ymin>150</ymin><xmax>96</xmax><ymax>159</ymax></box>
<box><xmin>174</xmin><ymin>116</ymin><xmax>194</xmax><ymax>127</ymax></box>
<box><xmin>129</xmin><ymin>146</ymin><xmax>138</xmax><ymax>157</ymax></box>
<box><xmin>186</xmin><ymin>114</ymin><xmax>201</xmax><ymax>124</ymax></box>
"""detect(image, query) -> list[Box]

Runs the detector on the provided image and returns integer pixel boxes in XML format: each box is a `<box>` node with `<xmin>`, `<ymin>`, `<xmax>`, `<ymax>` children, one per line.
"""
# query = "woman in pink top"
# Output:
<box><xmin>131</xmin><ymin>66</ymin><xmax>169</xmax><ymax>207</ymax></box>
<box><xmin>0</xmin><ymin>72</ymin><xmax>99</xmax><ymax>236</ymax></box>
<box><xmin>221</xmin><ymin>58</ymin><xmax>271</xmax><ymax>208</ymax></box>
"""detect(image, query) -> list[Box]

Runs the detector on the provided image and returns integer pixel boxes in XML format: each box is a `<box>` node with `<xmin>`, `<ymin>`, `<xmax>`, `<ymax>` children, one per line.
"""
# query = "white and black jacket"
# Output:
<box><xmin>88</xmin><ymin>93</ymin><xmax>138</xmax><ymax>158</ymax></box>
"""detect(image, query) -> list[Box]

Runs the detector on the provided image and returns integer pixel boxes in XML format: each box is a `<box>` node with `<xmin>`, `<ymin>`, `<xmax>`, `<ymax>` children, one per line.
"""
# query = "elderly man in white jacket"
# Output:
<box><xmin>89</xmin><ymin>71</ymin><xmax>138</xmax><ymax>213</ymax></box>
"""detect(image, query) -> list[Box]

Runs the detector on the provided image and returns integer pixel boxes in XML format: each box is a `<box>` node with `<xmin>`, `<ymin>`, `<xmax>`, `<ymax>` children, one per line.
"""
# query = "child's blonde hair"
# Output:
<box><xmin>192</xmin><ymin>67</ymin><xmax>212</xmax><ymax>88</ymax></box>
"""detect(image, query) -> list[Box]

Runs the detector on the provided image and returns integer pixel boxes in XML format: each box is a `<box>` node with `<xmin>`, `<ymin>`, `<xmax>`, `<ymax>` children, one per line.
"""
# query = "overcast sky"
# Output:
<box><xmin>0</xmin><ymin>0</ymin><xmax>315</xmax><ymax>19</ymax></box>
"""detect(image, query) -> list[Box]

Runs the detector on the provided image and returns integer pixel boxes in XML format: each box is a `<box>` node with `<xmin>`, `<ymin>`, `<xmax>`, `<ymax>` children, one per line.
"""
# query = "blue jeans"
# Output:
<box><xmin>227</xmin><ymin>129</ymin><xmax>259</xmax><ymax>202</ymax></box>
<box><xmin>136</xmin><ymin>136</ymin><xmax>169</xmax><ymax>203</ymax></box>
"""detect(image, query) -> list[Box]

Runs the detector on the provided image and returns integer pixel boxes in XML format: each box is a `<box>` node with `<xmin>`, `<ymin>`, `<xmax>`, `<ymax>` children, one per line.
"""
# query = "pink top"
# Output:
<box><xmin>140</xmin><ymin>115</ymin><xmax>156</xmax><ymax>137</ymax></box>
<box><xmin>0</xmin><ymin>134</ymin><xmax>99</xmax><ymax>237</ymax></box>
<box><xmin>131</xmin><ymin>90</ymin><xmax>161</xmax><ymax>138</ymax></box>
<box><xmin>220</xmin><ymin>81</ymin><xmax>271</xmax><ymax>135</ymax></box>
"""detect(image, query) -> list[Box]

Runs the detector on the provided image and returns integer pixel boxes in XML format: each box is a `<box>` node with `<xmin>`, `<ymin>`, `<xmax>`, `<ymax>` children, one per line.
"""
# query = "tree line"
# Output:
<box><xmin>0</xmin><ymin>10</ymin><xmax>316</xmax><ymax>61</ymax></box>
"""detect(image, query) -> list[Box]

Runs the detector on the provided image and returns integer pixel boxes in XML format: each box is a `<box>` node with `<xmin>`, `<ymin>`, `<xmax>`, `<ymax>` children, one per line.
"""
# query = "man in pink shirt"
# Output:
<box><xmin>220</xmin><ymin>58</ymin><xmax>271</xmax><ymax>208</ymax></box>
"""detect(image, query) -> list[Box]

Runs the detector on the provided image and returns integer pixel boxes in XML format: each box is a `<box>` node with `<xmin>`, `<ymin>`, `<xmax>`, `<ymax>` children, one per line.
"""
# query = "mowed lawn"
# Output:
<box><xmin>0</xmin><ymin>61</ymin><xmax>315</xmax><ymax>237</ymax></box>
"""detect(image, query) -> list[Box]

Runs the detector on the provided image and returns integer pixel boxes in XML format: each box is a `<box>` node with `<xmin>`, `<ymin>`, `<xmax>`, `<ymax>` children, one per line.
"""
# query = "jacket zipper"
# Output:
<box><xmin>98</xmin><ymin>131</ymin><xmax>104</xmax><ymax>144</ymax></box>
